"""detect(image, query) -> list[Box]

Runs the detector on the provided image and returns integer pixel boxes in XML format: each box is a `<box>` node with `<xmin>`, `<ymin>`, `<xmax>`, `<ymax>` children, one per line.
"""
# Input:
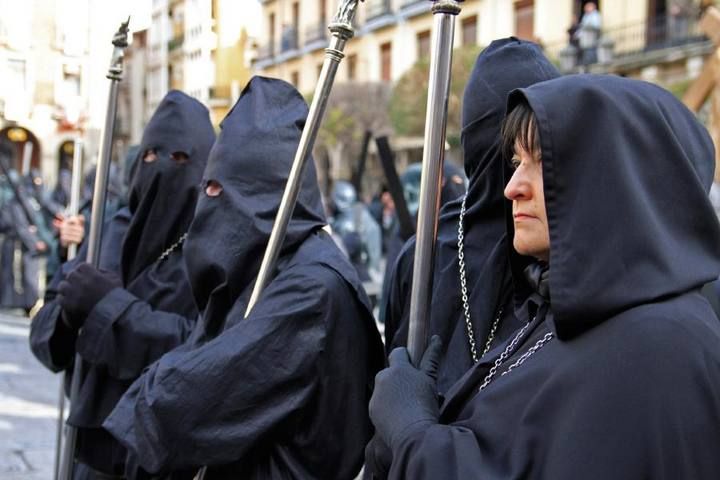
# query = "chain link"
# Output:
<box><xmin>156</xmin><ymin>232</ymin><xmax>188</xmax><ymax>264</ymax></box>
<box><xmin>457</xmin><ymin>193</ymin><xmax>503</xmax><ymax>363</ymax></box>
<box><xmin>477</xmin><ymin>318</ymin><xmax>554</xmax><ymax>393</ymax></box>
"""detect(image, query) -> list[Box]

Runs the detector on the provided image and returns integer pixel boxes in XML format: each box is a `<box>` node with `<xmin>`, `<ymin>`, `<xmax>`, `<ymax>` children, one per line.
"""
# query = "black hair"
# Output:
<box><xmin>501</xmin><ymin>99</ymin><xmax>541</xmax><ymax>166</ymax></box>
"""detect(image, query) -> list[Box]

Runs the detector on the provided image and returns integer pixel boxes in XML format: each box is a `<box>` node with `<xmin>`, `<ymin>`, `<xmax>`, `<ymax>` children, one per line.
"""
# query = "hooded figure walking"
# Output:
<box><xmin>369</xmin><ymin>75</ymin><xmax>720</xmax><ymax>479</ymax></box>
<box><xmin>103</xmin><ymin>77</ymin><xmax>385</xmax><ymax>479</ymax></box>
<box><xmin>29</xmin><ymin>90</ymin><xmax>215</xmax><ymax>479</ymax></box>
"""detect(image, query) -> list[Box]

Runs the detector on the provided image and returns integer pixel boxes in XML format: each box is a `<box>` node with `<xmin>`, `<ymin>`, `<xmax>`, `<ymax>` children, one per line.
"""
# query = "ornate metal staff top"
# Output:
<box><xmin>107</xmin><ymin>18</ymin><xmax>130</xmax><ymax>81</ymax></box>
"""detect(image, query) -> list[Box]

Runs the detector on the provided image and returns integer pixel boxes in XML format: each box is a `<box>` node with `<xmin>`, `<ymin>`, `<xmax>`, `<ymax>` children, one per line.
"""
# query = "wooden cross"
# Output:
<box><xmin>683</xmin><ymin>3</ymin><xmax>720</xmax><ymax>179</ymax></box>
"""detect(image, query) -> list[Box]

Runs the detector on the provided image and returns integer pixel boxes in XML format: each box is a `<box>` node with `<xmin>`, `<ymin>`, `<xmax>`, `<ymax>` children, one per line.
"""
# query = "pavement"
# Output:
<box><xmin>0</xmin><ymin>310</ymin><xmax>61</xmax><ymax>480</ymax></box>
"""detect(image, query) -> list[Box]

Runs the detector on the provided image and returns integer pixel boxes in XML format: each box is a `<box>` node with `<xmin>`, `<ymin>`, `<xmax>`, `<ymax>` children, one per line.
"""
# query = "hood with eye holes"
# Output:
<box><xmin>121</xmin><ymin>90</ymin><xmax>215</xmax><ymax>283</ymax></box>
<box><xmin>507</xmin><ymin>75</ymin><xmax>720</xmax><ymax>339</ymax></box>
<box><xmin>183</xmin><ymin>76</ymin><xmax>326</xmax><ymax>328</ymax></box>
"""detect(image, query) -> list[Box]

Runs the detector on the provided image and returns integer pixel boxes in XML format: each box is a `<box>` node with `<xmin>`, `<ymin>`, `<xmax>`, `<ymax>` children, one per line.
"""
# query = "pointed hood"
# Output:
<box><xmin>121</xmin><ymin>90</ymin><xmax>215</xmax><ymax>283</ymax></box>
<box><xmin>184</xmin><ymin>76</ymin><xmax>326</xmax><ymax>331</ymax></box>
<box><xmin>508</xmin><ymin>75</ymin><xmax>720</xmax><ymax>338</ymax></box>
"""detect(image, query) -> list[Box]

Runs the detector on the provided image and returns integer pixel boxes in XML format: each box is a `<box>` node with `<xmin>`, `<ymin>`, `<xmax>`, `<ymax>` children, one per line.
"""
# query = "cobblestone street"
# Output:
<box><xmin>0</xmin><ymin>311</ymin><xmax>60</xmax><ymax>479</ymax></box>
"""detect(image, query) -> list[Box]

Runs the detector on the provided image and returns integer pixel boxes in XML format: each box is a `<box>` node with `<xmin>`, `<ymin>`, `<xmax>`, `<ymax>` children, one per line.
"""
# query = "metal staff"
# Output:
<box><xmin>53</xmin><ymin>137</ymin><xmax>83</xmax><ymax>480</ymax></box>
<box><xmin>406</xmin><ymin>0</ymin><xmax>461</xmax><ymax>364</ymax></box>
<box><xmin>58</xmin><ymin>19</ymin><xmax>129</xmax><ymax>480</ymax></box>
<box><xmin>21</xmin><ymin>142</ymin><xmax>33</xmax><ymax>176</ymax></box>
<box><xmin>244</xmin><ymin>0</ymin><xmax>362</xmax><ymax>317</ymax></box>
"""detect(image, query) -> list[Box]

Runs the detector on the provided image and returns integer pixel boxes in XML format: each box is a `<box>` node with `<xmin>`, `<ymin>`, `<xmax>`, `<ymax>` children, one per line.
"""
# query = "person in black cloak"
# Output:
<box><xmin>29</xmin><ymin>89</ymin><xmax>214</xmax><ymax>479</ymax></box>
<box><xmin>368</xmin><ymin>74</ymin><xmax>720</xmax><ymax>479</ymax></box>
<box><xmin>103</xmin><ymin>76</ymin><xmax>385</xmax><ymax>479</ymax></box>
<box><xmin>381</xmin><ymin>38</ymin><xmax>559</xmax><ymax>392</ymax></box>
<box><xmin>367</xmin><ymin>36</ymin><xmax>559</xmax><ymax>479</ymax></box>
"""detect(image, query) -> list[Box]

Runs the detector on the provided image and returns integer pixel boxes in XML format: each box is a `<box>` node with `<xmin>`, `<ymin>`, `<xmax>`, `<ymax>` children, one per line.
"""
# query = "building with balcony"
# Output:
<box><xmin>140</xmin><ymin>0</ymin><xmax>251</xmax><ymax>127</ymax></box>
<box><xmin>251</xmin><ymin>0</ymin><xmax>716</xmax><ymax>193</ymax></box>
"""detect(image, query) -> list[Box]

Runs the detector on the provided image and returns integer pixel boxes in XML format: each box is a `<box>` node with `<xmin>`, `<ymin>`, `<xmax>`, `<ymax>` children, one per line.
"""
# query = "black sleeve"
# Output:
<box><xmin>76</xmin><ymin>288</ymin><xmax>197</xmax><ymax>380</ymax></box>
<box><xmin>104</xmin><ymin>266</ymin><xmax>332</xmax><ymax>474</ymax></box>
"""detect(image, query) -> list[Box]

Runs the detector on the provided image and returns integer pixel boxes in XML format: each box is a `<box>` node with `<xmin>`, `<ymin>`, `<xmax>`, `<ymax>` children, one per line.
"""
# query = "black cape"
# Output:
<box><xmin>104</xmin><ymin>76</ymin><xmax>385</xmax><ymax>479</ymax></box>
<box><xmin>381</xmin><ymin>38</ymin><xmax>559</xmax><ymax>393</ymax></box>
<box><xmin>386</xmin><ymin>75</ymin><xmax>720</xmax><ymax>479</ymax></box>
<box><xmin>29</xmin><ymin>91</ymin><xmax>214</xmax><ymax>475</ymax></box>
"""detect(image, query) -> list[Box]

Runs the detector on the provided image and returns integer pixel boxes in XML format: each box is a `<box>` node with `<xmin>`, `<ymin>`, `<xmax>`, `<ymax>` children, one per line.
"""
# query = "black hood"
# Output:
<box><xmin>509</xmin><ymin>74</ymin><xmax>720</xmax><ymax>338</ymax></box>
<box><xmin>121</xmin><ymin>90</ymin><xmax>215</xmax><ymax>283</ymax></box>
<box><xmin>184</xmin><ymin>76</ymin><xmax>326</xmax><ymax>326</ymax></box>
<box><xmin>456</xmin><ymin>39</ymin><xmax>560</xmax><ymax>311</ymax></box>
<box><xmin>384</xmin><ymin>39</ymin><xmax>560</xmax><ymax>393</ymax></box>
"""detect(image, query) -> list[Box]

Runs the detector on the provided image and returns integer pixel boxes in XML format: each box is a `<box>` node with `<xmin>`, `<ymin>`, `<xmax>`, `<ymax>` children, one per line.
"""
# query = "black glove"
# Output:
<box><xmin>364</xmin><ymin>433</ymin><xmax>392</xmax><ymax>479</ymax></box>
<box><xmin>369</xmin><ymin>335</ymin><xmax>442</xmax><ymax>451</ymax></box>
<box><xmin>57</xmin><ymin>262</ymin><xmax>121</xmax><ymax>329</ymax></box>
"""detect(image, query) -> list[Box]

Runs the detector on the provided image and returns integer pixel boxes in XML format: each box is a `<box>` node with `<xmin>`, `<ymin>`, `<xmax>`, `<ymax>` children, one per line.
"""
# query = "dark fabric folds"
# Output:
<box><xmin>104</xmin><ymin>76</ymin><xmax>384</xmax><ymax>479</ymax></box>
<box><xmin>385</xmin><ymin>75</ymin><xmax>720</xmax><ymax>480</ymax></box>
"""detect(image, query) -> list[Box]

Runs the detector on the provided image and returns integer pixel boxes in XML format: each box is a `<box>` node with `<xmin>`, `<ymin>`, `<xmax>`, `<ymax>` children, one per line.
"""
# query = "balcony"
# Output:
<box><xmin>280</xmin><ymin>26</ymin><xmax>298</xmax><ymax>53</ymax></box>
<box><xmin>167</xmin><ymin>34</ymin><xmax>184</xmax><ymax>52</ymax></box>
<box><xmin>366</xmin><ymin>0</ymin><xmax>392</xmax><ymax>20</ymax></box>
<box><xmin>256</xmin><ymin>42</ymin><xmax>275</xmax><ymax>60</ymax></box>
<box><xmin>547</xmin><ymin>13</ymin><xmax>709</xmax><ymax>73</ymax></box>
<box><xmin>305</xmin><ymin>20</ymin><xmax>328</xmax><ymax>46</ymax></box>
<box><xmin>398</xmin><ymin>0</ymin><xmax>431</xmax><ymax>19</ymax></box>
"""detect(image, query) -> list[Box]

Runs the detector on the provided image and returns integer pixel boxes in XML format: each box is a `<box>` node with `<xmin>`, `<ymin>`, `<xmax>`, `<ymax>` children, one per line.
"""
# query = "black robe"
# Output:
<box><xmin>381</xmin><ymin>38</ymin><xmax>559</xmax><ymax>394</ymax></box>
<box><xmin>104</xmin><ymin>76</ymin><xmax>385</xmax><ymax>479</ymax></box>
<box><xmin>385</xmin><ymin>75</ymin><xmax>720</xmax><ymax>479</ymax></box>
<box><xmin>0</xmin><ymin>176</ymin><xmax>45</xmax><ymax>310</ymax></box>
<box><xmin>29</xmin><ymin>90</ymin><xmax>215</xmax><ymax>476</ymax></box>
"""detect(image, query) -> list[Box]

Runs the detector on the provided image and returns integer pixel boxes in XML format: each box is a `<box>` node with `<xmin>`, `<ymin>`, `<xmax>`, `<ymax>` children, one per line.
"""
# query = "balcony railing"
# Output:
<box><xmin>256</xmin><ymin>42</ymin><xmax>275</xmax><ymax>60</ymax></box>
<box><xmin>547</xmin><ymin>13</ymin><xmax>707</xmax><ymax>72</ymax></box>
<box><xmin>167</xmin><ymin>34</ymin><xmax>184</xmax><ymax>52</ymax></box>
<box><xmin>366</xmin><ymin>0</ymin><xmax>392</xmax><ymax>20</ymax></box>
<box><xmin>280</xmin><ymin>26</ymin><xmax>298</xmax><ymax>52</ymax></box>
<box><xmin>305</xmin><ymin>20</ymin><xmax>328</xmax><ymax>45</ymax></box>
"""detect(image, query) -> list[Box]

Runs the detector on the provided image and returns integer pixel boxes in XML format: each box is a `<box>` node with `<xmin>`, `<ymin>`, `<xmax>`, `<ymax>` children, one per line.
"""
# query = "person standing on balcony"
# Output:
<box><xmin>577</xmin><ymin>1</ymin><xmax>602</xmax><ymax>65</ymax></box>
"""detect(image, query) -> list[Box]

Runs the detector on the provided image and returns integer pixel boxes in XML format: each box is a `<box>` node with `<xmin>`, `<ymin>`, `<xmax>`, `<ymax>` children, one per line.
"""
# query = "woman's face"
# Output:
<box><xmin>504</xmin><ymin>141</ymin><xmax>550</xmax><ymax>261</ymax></box>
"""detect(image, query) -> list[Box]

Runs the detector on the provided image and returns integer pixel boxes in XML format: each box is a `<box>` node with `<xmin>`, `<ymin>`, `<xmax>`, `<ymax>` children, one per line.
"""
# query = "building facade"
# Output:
<box><xmin>252</xmin><ymin>0</ymin><xmax>716</xmax><ymax>192</ymax></box>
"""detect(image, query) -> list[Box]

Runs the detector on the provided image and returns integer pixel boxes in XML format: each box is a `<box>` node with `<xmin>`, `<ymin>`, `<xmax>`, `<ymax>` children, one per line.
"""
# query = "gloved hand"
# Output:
<box><xmin>369</xmin><ymin>335</ymin><xmax>442</xmax><ymax>451</ymax></box>
<box><xmin>57</xmin><ymin>262</ymin><xmax>121</xmax><ymax>329</ymax></box>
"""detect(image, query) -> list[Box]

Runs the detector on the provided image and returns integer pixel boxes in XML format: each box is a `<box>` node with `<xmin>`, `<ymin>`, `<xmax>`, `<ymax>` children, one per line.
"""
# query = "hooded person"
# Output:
<box><xmin>103</xmin><ymin>76</ymin><xmax>385</xmax><ymax>479</ymax></box>
<box><xmin>29</xmin><ymin>90</ymin><xmax>214</xmax><ymax>478</ymax></box>
<box><xmin>367</xmin><ymin>36</ymin><xmax>559</xmax><ymax>479</ymax></box>
<box><xmin>368</xmin><ymin>75</ymin><xmax>720</xmax><ymax>479</ymax></box>
<box><xmin>381</xmin><ymin>38</ymin><xmax>559</xmax><ymax>392</ymax></box>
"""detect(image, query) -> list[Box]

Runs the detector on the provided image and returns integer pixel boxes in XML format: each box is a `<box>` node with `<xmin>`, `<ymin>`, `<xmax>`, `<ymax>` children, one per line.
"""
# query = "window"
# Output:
<box><xmin>380</xmin><ymin>41</ymin><xmax>392</xmax><ymax>82</ymax></box>
<box><xmin>291</xmin><ymin>71</ymin><xmax>299</xmax><ymax>88</ymax></box>
<box><xmin>462</xmin><ymin>15</ymin><xmax>478</xmax><ymax>46</ymax></box>
<box><xmin>514</xmin><ymin>0</ymin><xmax>534</xmax><ymax>41</ymax></box>
<box><xmin>347</xmin><ymin>54</ymin><xmax>357</xmax><ymax>81</ymax></box>
<box><xmin>417</xmin><ymin>30</ymin><xmax>431</xmax><ymax>59</ymax></box>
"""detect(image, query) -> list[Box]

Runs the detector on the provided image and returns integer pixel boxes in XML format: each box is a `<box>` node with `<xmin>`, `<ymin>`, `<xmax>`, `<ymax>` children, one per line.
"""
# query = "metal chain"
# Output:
<box><xmin>500</xmin><ymin>332</ymin><xmax>554</xmax><ymax>378</ymax></box>
<box><xmin>458</xmin><ymin>193</ymin><xmax>502</xmax><ymax>363</ymax></box>
<box><xmin>156</xmin><ymin>233</ymin><xmax>188</xmax><ymax>264</ymax></box>
<box><xmin>477</xmin><ymin>318</ymin><xmax>554</xmax><ymax>393</ymax></box>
